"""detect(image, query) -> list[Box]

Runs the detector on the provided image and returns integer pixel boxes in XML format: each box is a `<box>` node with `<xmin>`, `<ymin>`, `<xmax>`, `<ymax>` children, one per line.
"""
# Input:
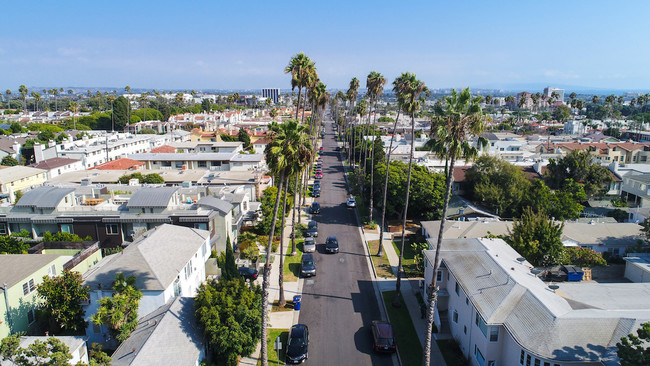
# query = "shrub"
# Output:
<box><xmin>562</xmin><ymin>246</ymin><xmax>607</xmax><ymax>267</ymax></box>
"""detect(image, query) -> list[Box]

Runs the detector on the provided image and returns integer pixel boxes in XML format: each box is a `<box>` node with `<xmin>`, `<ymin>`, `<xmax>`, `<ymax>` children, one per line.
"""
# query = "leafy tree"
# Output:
<box><xmin>1</xmin><ymin>155</ymin><xmax>19</xmax><ymax>166</ymax></box>
<box><xmin>55</xmin><ymin>133</ymin><xmax>68</xmax><ymax>144</ymax></box>
<box><xmin>14</xmin><ymin>190</ymin><xmax>23</xmax><ymax>204</ymax></box>
<box><xmin>0</xmin><ymin>335</ymin><xmax>73</xmax><ymax>366</ymax></box>
<box><xmin>194</xmin><ymin>279</ymin><xmax>262</xmax><ymax>366</ymax></box>
<box><xmin>88</xmin><ymin>343</ymin><xmax>112</xmax><ymax>366</ymax></box>
<box><xmin>562</xmin><ymin>247</ymin><xmax>606</xmax><ymax>267</ymax></box>
<box><xmin>137</xmin><ymin>128</ymin><xmax>158</xmax><ymax>134</ymax></box>
<box><xmin>552</xmin><ymin>104</ymin><xmax>571</xmax><ymax>122</ymax></box>
<box><xmin>237</xmin><ymin>128</ymin><xmax>251</xmax><ymax>149</ymax></box>
<box><xmin>43</xmin><ymin>231</ymin><xmax>92</xmax><ymax>242</ymax></box>
<box><xmin>10</xmin><ymin>122</ymin><xmax>23</xmax><ymax>133</ymax></box>
<box><xmin>506</xmin><ymin>207</ymin><xmax>564</xmax><ymax>266</ymax></box>
<box><xmin>201</xmin><ymin>98</ymin><xmax>212</xmax><ymax>112</ymax></box>
<box><xmin>117</xmin><ymin>172</ymin><xmax>164</xmax><ymax>184</ymax></box>
<box><xmin>546</xmin><ymin>150</ymin><xmax>612</xmax><ymax>198</ymax></box>
<box><xmin>112</xmin><ymin>96</ymin><xmax>130</xmax><ymax>130</ymax></box>
<box><xmin>220</xmin><ymin>134</ymin><xmax>238</xmax><ymax>142</ymax></box>
<box><xmin>37</xmin><ymin>270</ymin><xmax>90</xmax><ymax>334</ymax></box>
<box><xmin>37</xmin><ymin>130</ymin><xmax>55</xmax><ymax>142</ymax></box>
<box><xmin>617</xmin><ymin>322</ymin><xmax>650</xmax><ymax>365</ymax></box>
<box><xmin>378</xmin><ymin>116</ymin><xmax>394</xmax><ymax>122</ymax></box>
<box><xmin>91</xmin><ymin>273</ymin><xmax>142</xmax><ymax>343</ymax></box>
<box><xmin>0</xmin><ymin>235</ymin><xmax>30</xmax><ymax>254</ymax></box>
<box><xmin>221</xmin><ymin>236</ymin><xmax>238</xmax><ymax>281</ymax></box>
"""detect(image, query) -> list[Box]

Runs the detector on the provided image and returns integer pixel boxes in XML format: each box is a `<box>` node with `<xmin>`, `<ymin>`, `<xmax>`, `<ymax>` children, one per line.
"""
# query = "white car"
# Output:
<box><xmin>346</xmin><ymin>197</ymin><xmax>356</xmax><ymax>208</ymax></box>
<box><xmin>303</xmin><ymin>237</ymin><xmax>316</xmax><ymax>253</ymax></box>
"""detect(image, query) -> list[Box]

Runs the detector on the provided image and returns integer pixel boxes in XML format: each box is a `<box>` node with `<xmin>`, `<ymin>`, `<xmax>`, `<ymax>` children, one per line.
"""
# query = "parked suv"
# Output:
<box><xmin>300</xmin><ymin>253</ymin><xmax>316</xmax><ymax>277</ymax></box>
<box><xmin>310</xmin><ymin>202</ymin><xmax>321</xmax><ymax>214</ymax></box>
<box><xmin>371</xmin><ymin>320</ymin><xmax>396</xmax><ymax>353</ymax></box>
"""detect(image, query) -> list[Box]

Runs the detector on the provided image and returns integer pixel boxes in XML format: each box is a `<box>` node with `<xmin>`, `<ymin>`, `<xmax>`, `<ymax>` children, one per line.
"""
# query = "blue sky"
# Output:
<box><xmin>1</xmin><ymin>1</ymin><xmax>649</xmax><ymax>92</ymax></box>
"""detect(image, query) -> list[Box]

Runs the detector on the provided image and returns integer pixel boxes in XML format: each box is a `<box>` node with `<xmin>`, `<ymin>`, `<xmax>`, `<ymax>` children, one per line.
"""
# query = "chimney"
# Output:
<box><xmin>34</xmin><ymin>143</ymin><xmax>45</xmax><ymax>163</ymax></box>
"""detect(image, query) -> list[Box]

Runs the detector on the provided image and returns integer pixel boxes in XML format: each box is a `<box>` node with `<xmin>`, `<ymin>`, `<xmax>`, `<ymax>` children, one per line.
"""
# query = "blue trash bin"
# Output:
<box><xmin>293</xmin><ymin>295</ymin><xmax>302</xmax><ymax>311</ymax></box>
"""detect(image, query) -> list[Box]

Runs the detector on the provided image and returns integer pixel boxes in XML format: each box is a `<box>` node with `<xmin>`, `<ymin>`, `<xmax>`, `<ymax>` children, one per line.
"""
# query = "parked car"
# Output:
<box><xmin>325</xmin><ymin>236</ymin><xmax>339</xmax><ymax>254</ymax></box>
<box><xmin>370</xmin><ymin>320</ymin><xmax>396</xmax><ymax>353</ymax></box>
<box><xmin>346</xmin><ymin>197</ymin><xmax>356</xmax><ymax>208</ymax></box>
<box><xmin>319</xmin><ymin>146</ymin><xmax>324</xmax><ymax>152</ymax></box>
<box><xmin>303</xmin><ymin>237</ymin><xmax>316</xmax><ymax>253</ymax></box>
<box><xmin>314</xmin><ymin>172</ymin><xmax>323</xmax><ymax>179</ymax></box>
<box><xmin>300</xmin><ymin>253</ymin><xmax>316</xmax><ymax>277</ymax></box>
<box><xmin>310</xmin><ymin>202</ymin><xmax>321</xmax><ymax>214</ymax></box>
<box><xmin>306</xmin><ymin>221</ymin><xmax>318</xmax><ymax>237</ymax></box>
<box><xmin>238</xmin><ymin>267</ymin><xmax>259</xmax><ymax>281</ymax></box>
<box><xmin>312</xmin><ymin>188</ymin><xmax>321</xmax><ymax>197</ymax></box>
<box><xmin>286</xmin><ymin>324</ymin><xmax>309</xmax><ymax>364</ymax></box>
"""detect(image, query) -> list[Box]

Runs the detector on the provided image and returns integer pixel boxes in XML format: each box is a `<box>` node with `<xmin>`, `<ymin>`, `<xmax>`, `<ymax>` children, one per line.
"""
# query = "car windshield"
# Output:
<box><xmin>308</xmin><ymin>222</ymin><xmax>317</xmax><ymax>229</ymax></box>
<box><xmin>377</xmin><ymin>337</ymin><xmax>395</xmax><ymax>346</ymax></box>
<box><xmin>327</xmin><ymin>238</ymin><xmax>338</xmax><ymax>246</ymax></box>
<box><xmin>302</xmin><ymin>259</ymin><xmax>314</xmax><ymax>266</ymax></box>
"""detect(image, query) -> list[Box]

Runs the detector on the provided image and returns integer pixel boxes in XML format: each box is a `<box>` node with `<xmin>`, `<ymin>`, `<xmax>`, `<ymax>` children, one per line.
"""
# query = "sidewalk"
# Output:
<box><xmin>240</xmin><ymin>190</ymin><xmax>310</xmax><ymax>365</ymax></box>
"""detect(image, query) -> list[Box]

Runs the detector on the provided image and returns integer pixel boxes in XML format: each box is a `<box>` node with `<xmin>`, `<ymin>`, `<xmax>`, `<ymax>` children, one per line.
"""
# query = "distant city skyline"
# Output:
<box><xmin>1</xmin><ymin>1</ymin><xmax>650</xmax><ymax>91</ymax></box>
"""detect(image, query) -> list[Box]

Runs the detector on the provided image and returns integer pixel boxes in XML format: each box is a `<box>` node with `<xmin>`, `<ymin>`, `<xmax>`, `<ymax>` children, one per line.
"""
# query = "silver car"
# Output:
<box><xmin>303</xmin><ymin>237</ymin><xmax>316</xmax><ymax>253</ymax></box>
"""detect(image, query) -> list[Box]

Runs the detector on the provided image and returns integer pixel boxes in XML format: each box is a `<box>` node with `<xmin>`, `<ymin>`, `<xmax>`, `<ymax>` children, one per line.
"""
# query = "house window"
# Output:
<box><xmin>520</xmin><ymin>351</ymin><xmax>525</xmax><ymax>365</ymax></box>
<box><xmin>488</xmin><ymin>362</ymin><xmax>496</xmax><ymax>366</ymax></box>
<box><xmin>474</xmin><ymin>345</ymin><xmax>485</xmax><ymax>366</ymax></box>
<box><xmin>48</xmin><ymin>264</ymin><xmax>57</xmax><ymax>277</ymax></box>
<box><xmin>61</xmin><ymin>224</ymin><xmax>73</xmax><ymax>234</ymax></box>
<box><xmin>526</xmin><ymin>355</ymin><xmax>531</xmax><ymax>366</ymax></box>
<box><xmin>27</xmin><ymin>309</ymin><xmax>35</xmax><ymax>324</ymax></box>
<box><xmin>543</xmin><ymin>363</ymin><xmax>550</xmax><ymax>366</ymax></box>
<box><xmin>194</xmin><ymin>223</ymin><xmax>207</xmax><ymax>230</ymax></box>
<box><xmin>466</xmin><ymin>297</ymin><xmax>469</xmax><ymax>305</ymax></box>
<box><xmin>23</xmin><ymin>278</ymin><xmax>36</xmax><ymax>296</ymax></box>
<box><xmin>534</xmin><ymin>360</ymin><xmax>540</xmax><ymax>366</ymax></box>
<box><xmin>106</xmin><ymin>224</ymin><xmax>119</xmax><ymax>235</ymax></box>
<box><xmin>436</xmin><ymin>270</ymin><xmax>442</xmax><ymax>282</ymax></box>
<box><xmin>453</xmin><ymin>310</ymin><xmax>458</xmax><ymax>323</ymax></box>
<box><xmin>455</xmin><ymin>282</ymin><xmax>460</xmax><ymax>295</ymax></box>
<box><xmin>475</xmin><ymin>313</ymin><xmax>488</xmax><ymax>337</ymax></box>
<box><xmin>198</xmin><ymin>161</ymin><xmax>207</xmax><ymax>168</ymax></box>
<box><xmin>489</xmin><ymin>326</ymin><xmax>499</xmax><ymax>342</ymax></box>
<box><xmin>0</xmin><ymin>223</ymin><xmax>6</xmax><ymax>235</ymax></box>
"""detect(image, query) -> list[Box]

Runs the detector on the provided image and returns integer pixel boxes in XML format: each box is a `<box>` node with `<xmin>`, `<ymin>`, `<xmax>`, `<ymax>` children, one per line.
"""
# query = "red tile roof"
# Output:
<box><xmin>452</xmin><ymin>166</ymin><xmax>471</xmax><ymax>182</ymax></box>
<box><xmin>151</xmin><ymin>145</ymin><xmax>176</xmax><ymax>153</ymax></box>
<box><xmin>90</xmin><ymin>158</ymin><xmax>145</xmax><ymax>170</ymax></box>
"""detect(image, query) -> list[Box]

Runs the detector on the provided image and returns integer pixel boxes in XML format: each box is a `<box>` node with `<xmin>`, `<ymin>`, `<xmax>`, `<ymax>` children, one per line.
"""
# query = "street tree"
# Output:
<box><xmin>91</xmin><ymin>273</ymin><xmax>142</xmax><ymax>342</ymax></box>
<box><xmin>424</xmin><ymin>88</ymin><xmax>488</xmax><ymax>366</ymax></box>
<box><xmin>37</xmin><ymin>270</ymin><xmax>90</xmax><ymax>335</ymax></box>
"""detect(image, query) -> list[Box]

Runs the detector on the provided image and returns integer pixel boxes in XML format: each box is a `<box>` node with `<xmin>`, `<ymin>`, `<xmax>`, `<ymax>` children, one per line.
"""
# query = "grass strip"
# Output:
<box><xmin>381</xmin><ymin>290</ymin><xmax>423</xmax><ymax>366</ymax></box>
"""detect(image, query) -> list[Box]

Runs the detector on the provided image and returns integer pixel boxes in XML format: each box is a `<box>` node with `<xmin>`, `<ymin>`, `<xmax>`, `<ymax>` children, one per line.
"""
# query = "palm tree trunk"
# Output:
<box><xmin>291</xmin><ymin>172</ymin><xmax>300</xmax><ymax>255</ymax></box>
<box><xmin>369</xmin><ymin>101</ymin><xmax>378</xmax><ymax>223</ymax></box>
<box><xmin>393</xmin><ymin>112</ymin><xmax>416</xmax><ymax>307</ymax></box>
<box><xmin>377</xmin><ymin>110</ymin><xmax>401</xmax><ymax>257</ymax></box>
<box><xmin>422</xmin><ymin>152</ymin><xmax>456</xmax><ymax>366</ymax></box>
<box><xmin>261</xmin><ymin>172</ymin><xmax>285</xmax><ymax>366</ymax></box>
<box><xmin>295</xmin><ymin>88</ymin><xmax>302</xmax><ymax>120</ymax></box>
<box><xmin>278</xmin><ymin>179</ymin><xmax>290</xmax><ymax>307</ymax></box>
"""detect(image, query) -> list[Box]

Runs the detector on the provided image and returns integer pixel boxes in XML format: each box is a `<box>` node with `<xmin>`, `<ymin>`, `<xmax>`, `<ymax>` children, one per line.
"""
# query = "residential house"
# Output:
<box><xmin>0</xmin><ymin>336</ymin><xmax>89</xmax><ymax>365</ymax></box>
<box><xmin>82</xmin><ymin>224</ymin><xmax>211</xmax><ymax>345</ymax></box>
<box><xmin>624</xmin><ymin>253</ymin><xmax>650</xmax><ymax>283</ymax></box>
<box><xmin>169</xmin><ymin>141</ymin><xmax>243</xmax><ymax>154</ymax></box>
<box><xmin>127</xmin><ymin>152</ymin><xmax>265</xmax><ymax>171</ymax></box>
<box><xmin>0</xmin><ymin>255</ymin><xmax>64</xmax><ymax>338</ymax></box>
<box><xmin>621</xmin><ymin>174</ymin><xmax>650</xmax><ymax>207</ymax></box>
<box><xmin>423</xmin><ymin>237</ymin><xmax>650</xmax><ymax>366</ymax></box>
<box><xmin>29</xmin><ymin>157</ymin><xmax>84</xmax><ymax>179</ymax></box>
<box><xmin>110</xmin><ymin>297</ymin><xmax>204</xmax><ymax>366</ymax></box>
<box><xmin>0</xmin><ymin>166</ymin><xmax>48</xmax><ymax>203</ymax></box>
<box><xmin>421</xmin><ymin>220</ymin><xmax>642</xmax><ymax>255</ymax></box>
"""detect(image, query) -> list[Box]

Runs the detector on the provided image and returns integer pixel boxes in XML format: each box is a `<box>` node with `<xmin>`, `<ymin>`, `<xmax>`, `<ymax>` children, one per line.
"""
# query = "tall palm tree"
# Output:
<box><xmin>31</xmin><ymin>92</ymin><xmax>41</xmax><ymax>112</ymax></box>
<box><xmin>261</xmin><ymin>120</ymin><xmax>308</xmax><ymax>365</ymax></box>
<box><xmin>284</xmin><ymin>53</ymin><xmax>317</xmax><ymax>121</ymax></box>
<box><xmin>365</xmin><ymin>71</ymin><xmax>386</xmax><ymax>223</ymax></box>
<box><xmin>52</xmin><ymin>88</ymin><xmax>59</xmax><ymax>112</ymax></box>
<box><xmin>69</xmin><ymin>101</ymin><xmax>78</xmax><ymax>130</ymax></box>
<box><xmin>422</xmin><ymin>88</ymin><xmax>488</xmax><ymax>366</ymax></box>
<box><xmin>346</xmin><ymin>77</ymin><xmax>360</xmax><ymax>165</ymax></box>
<box><xmin>5</xmin><ymin>89</ymin><xmax>11</xmax><ymax>109</ymax></box>
<box><xmin>18</xmin><ymin>85</ymin><xmax>28</xmax><ymax>111</ymax></box>
<box><xmin>392</xmin><ymin>73</ymin><xmax>429</xmax><ymax>308</ymax></box>
<box><xmin>376</xmin><ymin>74</ymin><xmax>408</xmax><ymax>257</ymax></box>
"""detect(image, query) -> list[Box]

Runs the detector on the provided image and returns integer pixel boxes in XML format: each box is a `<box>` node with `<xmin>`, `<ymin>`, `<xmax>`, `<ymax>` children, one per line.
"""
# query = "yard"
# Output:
<box><xmin>257</xmin><ymin>329</ymin><xmax>289</xmax><ymax>366</ymax></box>
<box><xmin>282</xmin><ymin>239</ymin><xmax>304</xmax><ymax>282</ymax></box>
<box><xmin>436</xmin><ymin>339</ymin><xmax>467</xmax><ymax>366</ymax></box>
<box><xmin>367</xmin><ymin>240</ymin><xmax>394</xmax><ymax>278</ymax></box>
<box><xmin>391</xmin><ymin>240</ymin><xmax>421</xmax><ymax>277</ymax></box>
<box><xmin>382</xmin><ymin>290</ymin><xmax>423</xmax><ymax>366</ymax></box>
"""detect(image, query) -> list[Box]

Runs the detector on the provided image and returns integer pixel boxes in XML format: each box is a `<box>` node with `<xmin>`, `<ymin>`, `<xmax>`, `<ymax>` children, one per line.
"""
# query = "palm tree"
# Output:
<box><xmin>392</xmin><ymin>73</ymin><xmax>429</xmax><ymax>308</ymax></box>
<box><xmin>107</xmin><ymin>95</ymin><xmax>116</xmax><ymax>131</ymax></box>
<box><xmin>422</xmin><ymin>88</ymin><xmax>488</xmax><ymax>366</ymax></box>
<box><xmin>5</xmin><ymin>89</ymin><xmax>11</xmax><ymax>109</ymax></box>
<box><xmin>18</xmin><ymin>85</ymin><xmax>28</xmax><ymax>111</ymax></box>
<box><xmin>261</xmin><ymin>120</ymin><xmax>309</xmax><ymax>365</ymax></box>
<box><xmin>592</xmin><ymin>95</ymin><xmax>600</xmax><ymax>105</ymax></box>
<box><xmin>376</xmin><ymin>74</ymin><xmax>409</xmax><ymax>257</ymax></box>
<box><xmin>52</xmin><ymin>88</ymin><xmax>59</xmax><ymax>112</ymax></box>
<box><xmin>31</xmin><ymin>92</ymin><xmax>41</xmax><ymax>112</ymax></box>
<box><xmin>69</xmin><ymin>101</ymin><xmax>78</xmax><ymax>130</ymax></box>
<box><xmin>284</xmin><ymin>53</ymin><xmax>317</xmax><ymax>121</ymax></box>
<box><xmin>365</xmin><ymin>71</ymin><xmax>386</xmax><ymax>223</ymax></box>
<box><xmin>346</xmin><ymin>77</ymin><xmax>360</xmax><ymax>165</ymax></box>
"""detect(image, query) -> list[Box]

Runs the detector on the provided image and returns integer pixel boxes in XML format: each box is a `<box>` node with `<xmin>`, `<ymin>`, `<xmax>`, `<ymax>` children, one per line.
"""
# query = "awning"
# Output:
<box><xmin>178</xmin><ymin>216</ymin><xmax>210</xmax><ymax>223</ymax></box>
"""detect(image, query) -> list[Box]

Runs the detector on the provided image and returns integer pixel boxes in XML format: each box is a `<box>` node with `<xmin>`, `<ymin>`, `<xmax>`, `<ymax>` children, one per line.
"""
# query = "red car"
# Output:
<box><xmin>314</xmin><ymin>172</ymin><xmax>323</xmax><ymax>179</ymax></box>
<box><xmin>319</xmin><ymin>146</ymin><xmax>324</xmax><ymax>152</ymax></box>
<box><xmin>371</xmin><ymin>321</ymin><xmax>396</xmax><ymax>353</ymax></box>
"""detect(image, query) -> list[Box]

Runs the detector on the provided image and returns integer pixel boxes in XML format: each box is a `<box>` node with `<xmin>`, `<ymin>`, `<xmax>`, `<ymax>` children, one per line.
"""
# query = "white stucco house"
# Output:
<box><xmin>82</xmin><ymin>224</ymin><xmax>210</xmax><ymax>345</ymax></box>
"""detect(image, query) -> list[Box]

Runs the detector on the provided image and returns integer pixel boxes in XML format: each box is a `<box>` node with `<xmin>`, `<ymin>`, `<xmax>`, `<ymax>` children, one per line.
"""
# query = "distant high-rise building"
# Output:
<box><xmin>544</xmin><ymin>86</ymin><xmax>565</xmax><ymax>103</ymax></box>
<box><xmin>261</xmin><ymin>88</ymin><xmax>279</xmax><ymax>104</ymax></box>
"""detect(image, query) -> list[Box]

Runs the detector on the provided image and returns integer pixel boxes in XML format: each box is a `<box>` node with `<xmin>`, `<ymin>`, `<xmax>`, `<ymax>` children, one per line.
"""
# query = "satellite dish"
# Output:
<box><xmin>548</xmin><ymin>285</ymin><xmax>560</xmax><ymax>291</ymax></box>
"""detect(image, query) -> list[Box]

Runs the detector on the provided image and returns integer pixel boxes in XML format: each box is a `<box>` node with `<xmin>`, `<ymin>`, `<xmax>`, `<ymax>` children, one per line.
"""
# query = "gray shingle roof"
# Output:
<box><xmin>230</xmin><ymin>153</ymin><xmax>263</xmax><ymax>162</ymax></box>
<box><xmin>197</xmin><ymin>196</ymin><xmax>233</xmax><ymax>214</ymax></box>
<box><xmin>111</xmin><ymin>297</ymin><xmax>203</xmax><ymax>366</ymax></box>
<box><xmin>15</xmin><ymin>186</ymin><xmax>75</xmax><ymax>209</ymax></box>
<box><xmin>0</xmin><ymin>254</ymin><xmax>62</xmax><ymax>288</ymax></box>
<box><xmin>0</xmin><ymin>166</ymin><xmax>46</xmax><ymax>184</ymax></box>
<box><xmin>127</xmin><ymin>187</ymin><xmax>179</xmax><ymax>208</ymax></box>
<box><xmin>83</xmin><ymin>224</ymin><xmax>209</xmax><ymax>291</ymax></box>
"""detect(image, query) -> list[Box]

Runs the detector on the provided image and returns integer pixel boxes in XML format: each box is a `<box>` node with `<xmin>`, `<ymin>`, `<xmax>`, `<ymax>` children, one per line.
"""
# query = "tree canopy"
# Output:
<box><xmin>37</xmin><ymin>270</ymin><xmax>90</xmax><ymax>334</ymax></box>
<box><xmin>117</xmin><ymin>172</ymin><xmax>164</xmax><ymax>184</ymax></box>
<box><xmin>546</xmin><ymin>150</ymin><xmax>612</xmax><ymax>198</ymax></box>
<box><xmin>0</xmin><ymin>335</ymin><xmax>74</xmax><ymax>366</ymax></box>
<box><xmin>91</xmin><ymin>273</ymin><xmax>142</xmax><ymax>343</ymax></box>
<box><xmin>617</xmin><ymin>322</ymin><xmax>650</xmax><ymax>365</ymax></box>
<box><xmin>506</xmin><ymin>207</ymin><xmax>565</xmax><ymax>266</ymax></box>
<box><xmin>194</xmin><ymin>279</ymin><xmax>262</xmax><ymax>366</ymax></box>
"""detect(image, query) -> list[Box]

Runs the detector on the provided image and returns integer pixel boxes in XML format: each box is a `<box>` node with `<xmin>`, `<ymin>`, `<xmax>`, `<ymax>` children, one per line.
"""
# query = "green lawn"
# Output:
<box><xmin>436</xmin><ymin>339</ymin><xmax>467</xmax><ymax>366</ymax></box>
<box><xmin>391</xmin><ymin>240</ymin><xmax>421</xmax><ymax>277</ymax></box>
<box><xmin>257</xmin><ymin>329</ymin><xmax>289</xmax><ymax>366</ymax></box>
<box><xmin>283</xmin><ymin>240</ymin><xmax>304</xmax><ymax>282</ymax></box>
<box><xmin>382</xmin><ymin>291</ymin><xmax>423</xmax><ymax>366</ymax></box>
<box><xmin>367</xmin><ymin>240</ymin><xmax>395</xmax><ymax>278</ymax></box>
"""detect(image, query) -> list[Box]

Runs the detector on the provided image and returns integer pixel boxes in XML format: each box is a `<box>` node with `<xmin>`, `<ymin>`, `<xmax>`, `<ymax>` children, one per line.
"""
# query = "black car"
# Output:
<box><xmin>325</xmin><ymin>236</ymin><xmax>339</xmax><ymax>254</ymax></box>
<box><xmin>371</xmin><ymin>321</ymin><xmax>396</xmax><ymax>353</ymax></box>
<box><xmin>286</xmin><ymin>324</ymin><xmax>309</xmax><ymax>364</ymax></box>
<box><xmin>310</xmin><ymin>202</ymin><xmax>320</xmax><ymax>214</ymax></box>
<box><xmin>311</xmin><ymin>188</ymin><xmax>320</xmax><ymax>197</ymax></box>
<box><xmin>312</xmin><ymin>183</ymin><xmax>321</xmax><ymax>191</ymax></box>
<box><xmin>238</xmin><ymin>267</ymin><xmax>258</xmax><ymax>281</ymax></box>
<box><xmin>300</xmin><ymin>253</ymin><xmax>316</xmax><ymax>277</ymax></box>
<box><xmin>305</xmin><ymin>221</ymin><xmax>318</xmax><ymax>237</ymax></box>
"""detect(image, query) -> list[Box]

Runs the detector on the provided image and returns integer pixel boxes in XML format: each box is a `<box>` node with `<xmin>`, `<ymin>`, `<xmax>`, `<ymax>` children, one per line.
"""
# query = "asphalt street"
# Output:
<box><xmin>297</xmin><ymin>120</ymin><xmax>393</xmax><ymax>365</ymax></box>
